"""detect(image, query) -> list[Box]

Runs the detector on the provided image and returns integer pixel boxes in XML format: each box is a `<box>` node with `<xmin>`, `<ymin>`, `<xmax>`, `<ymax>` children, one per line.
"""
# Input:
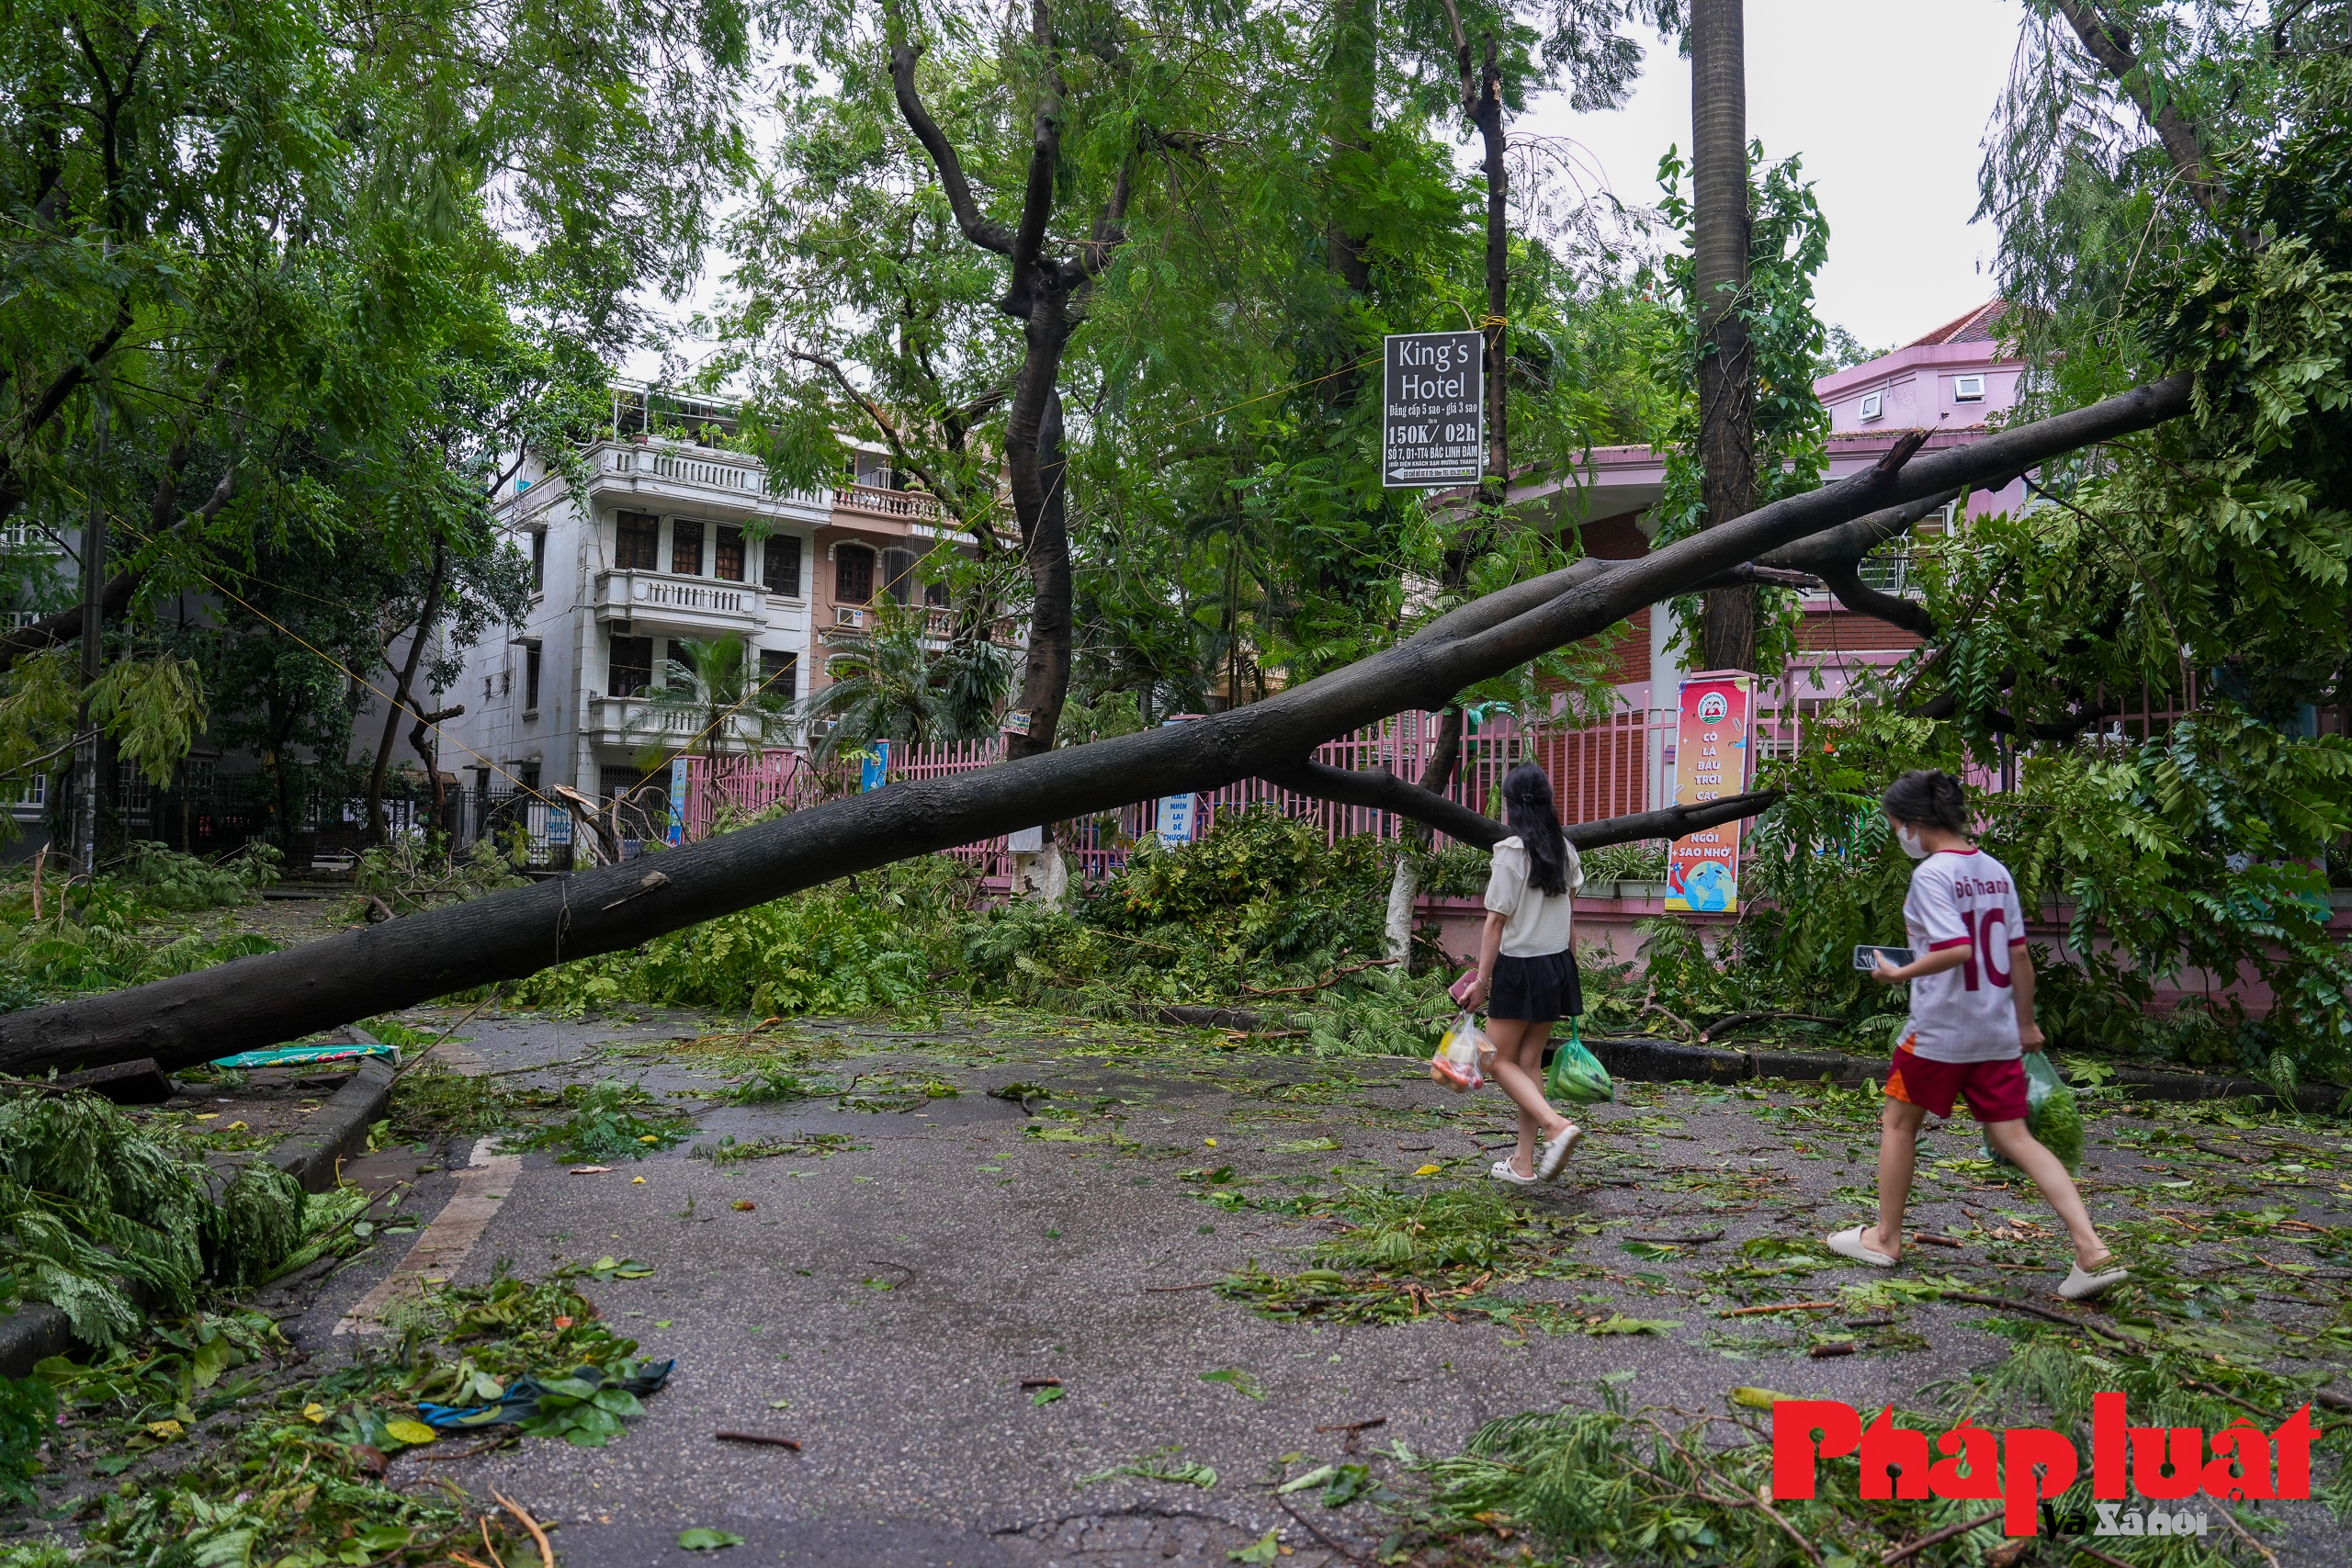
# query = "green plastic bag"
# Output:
<box><xmin>1544</xmin><ymin>1016</ymin><xmax>1614</xmax><ymax>1105</ymax></box>
<box><xmin>1984</xmin><ymin>1051</ymin><xmax>2084</xmax><ymax>1173</ymax></box>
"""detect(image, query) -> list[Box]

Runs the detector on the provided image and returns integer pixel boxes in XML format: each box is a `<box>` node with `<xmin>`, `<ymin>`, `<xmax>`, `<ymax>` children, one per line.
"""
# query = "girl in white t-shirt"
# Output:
<box><xmin>1464</xmin><ymin>762</ymin><xmax>1586</xmax><ymax>1184</ymax></box>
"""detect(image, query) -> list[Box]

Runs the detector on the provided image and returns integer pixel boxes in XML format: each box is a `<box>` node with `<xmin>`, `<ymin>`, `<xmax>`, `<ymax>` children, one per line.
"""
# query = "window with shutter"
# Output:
<box><xmin>759</xmin><ymin>649</ymin><xmax>798</xmax><ymax>699</ymax></box>
<box><xmin>836</xmin><ymin>544</ymin><xmax>875</xmax><ymax>604</ymax></box>
<box><xmin>880</xmin><ymin>547</ymin><xmax>917</xmax><ymax>605</ymax></box>
<box><xmin>672</xmin><ymin>518</ymin><xmax>705</xmax><ymax>576</ymax></box>
<box><xmin>615</xmin><ymin>512</ymin><xmax>660</xmax><ymax>570</ymax></box>
<box><xmin>608</xmin><ymin>636</ymin><xmax>653</xmax><ymax>697</ymax></box>
<box><xmin>714</xmin><ymin>526</ymin><xmax>745</xmax><ymax>581</ymax></box>
<box><xmin>763</xmin><ymin>535</ymin><xmax>801</xmax><ymax>596</ymax></box>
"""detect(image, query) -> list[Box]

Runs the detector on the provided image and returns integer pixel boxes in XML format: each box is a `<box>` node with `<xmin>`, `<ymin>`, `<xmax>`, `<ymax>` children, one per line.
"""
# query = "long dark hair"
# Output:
<box><xmin>1881</xmin><ymin>770</ymin><xmax>1969</xmax><ymax>834</ymax></box>
<box><xmin>1501</xmin><ymin>761</ymin><xmax>1569</xmax><ymax>897</ymax></box>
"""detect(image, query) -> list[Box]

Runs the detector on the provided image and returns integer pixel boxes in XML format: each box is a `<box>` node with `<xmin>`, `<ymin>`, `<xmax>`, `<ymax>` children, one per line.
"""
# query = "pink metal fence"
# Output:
<box><xmin>678</xmin><ymin>704</ymin><xmax>1813</xmax><ymax>885</ymax></box>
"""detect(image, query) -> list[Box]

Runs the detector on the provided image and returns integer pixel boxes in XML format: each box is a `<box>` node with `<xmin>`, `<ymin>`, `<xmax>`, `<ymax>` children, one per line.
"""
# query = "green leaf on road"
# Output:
<box><xmin>1078</xmin><ymin>1450</ymin><xmax>1216</xmax><ymax>1489</ymax></box>
<box><xmin>1585</xmin><ymin>1314</ymin><xmax>1680</xmax><ymax>1336</ymax></box>
<box><xmin>1228</xmin><ymin>1529</ymin><xmax>1281</xmax><ymax>1563</ymax></box>
<box><xmin>678</xmin><ymin>1529</ymin><xmax>744</xmax><ymax>1551</ymax></box>
<box><xmin>1730</xmin><ymin>1385</ymin><xmax>1802</xmax><ymax>1410</ymax></box>
<box><xmin>1031</xmin><ymin>1385</ymin><xmax>1066</xmax><ymax>1405</ymax></box>
<box><xmin>1319</xmin><ymin>1462</ymin><xmax>1373</xmax><ymax>1506</ymax></box>
<box><xmin>1199</xmin><ymin>1369</ymin><xmax>1263</xmax><ymax>1400</ymax></box>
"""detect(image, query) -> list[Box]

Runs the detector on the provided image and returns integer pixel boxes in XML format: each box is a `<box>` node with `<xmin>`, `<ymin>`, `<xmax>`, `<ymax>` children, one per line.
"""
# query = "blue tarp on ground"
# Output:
<box><xmin>209</xmin><ymin>1042</ymin><xmax>398</xmax><ymax>1068</ymax></box>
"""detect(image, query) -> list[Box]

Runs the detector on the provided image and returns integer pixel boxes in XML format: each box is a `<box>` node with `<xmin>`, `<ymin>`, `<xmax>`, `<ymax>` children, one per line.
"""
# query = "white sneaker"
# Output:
<box><xmin>2059</xmin><ymin>1257</ymin><xmax>2131</xmax><ymax>1301</ymax></box>
<box><xmin>1489</xmin><ymin>1158</ymin><xmax>1539</xmax><ymax>1187</ymax></box>
<box><xmin>1536</xmin><ymin>1124</ymin><xmax>1583</xmax><ymax>1181</ymax></box>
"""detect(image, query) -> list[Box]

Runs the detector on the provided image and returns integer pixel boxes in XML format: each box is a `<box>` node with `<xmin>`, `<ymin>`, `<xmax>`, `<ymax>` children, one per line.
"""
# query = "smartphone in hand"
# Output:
<box><xmin>1853</xmin><ymin>944</ymin><xmax>1915</xmax><ymax>972</ymax></box>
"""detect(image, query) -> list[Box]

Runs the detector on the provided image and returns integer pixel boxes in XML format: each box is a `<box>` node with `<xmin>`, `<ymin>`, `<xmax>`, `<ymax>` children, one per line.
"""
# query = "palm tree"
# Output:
<box><xmin>626</xmin><ymin>634</ymin><xmax>795</xmax><ymax>772</ymax></box>
<box><xmin>794</xmin><ymin>598</ymin><xmax>955</xmax><ymax>763</ymax></box>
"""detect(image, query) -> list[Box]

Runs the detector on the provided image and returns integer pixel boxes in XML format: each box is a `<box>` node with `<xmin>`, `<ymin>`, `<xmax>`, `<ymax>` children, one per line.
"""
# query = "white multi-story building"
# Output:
<box><xmin>403</xmin><ymin>393</ymin><xmax>979</xmax><ymax>824</ymax></box>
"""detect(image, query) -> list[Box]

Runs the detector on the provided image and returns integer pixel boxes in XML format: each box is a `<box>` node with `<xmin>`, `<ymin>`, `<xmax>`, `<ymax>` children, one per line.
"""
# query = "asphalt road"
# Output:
<box><xmin>289</xmin><ymin>1009</ymin><xmax>2351</xmax><ymax>1568</ymax></box>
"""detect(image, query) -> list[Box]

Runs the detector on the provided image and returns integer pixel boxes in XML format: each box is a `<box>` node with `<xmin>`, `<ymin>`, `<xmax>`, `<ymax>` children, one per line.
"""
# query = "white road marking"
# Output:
<box><xmin>335</xmin><ymin>1134</ymin><xmax>524</xmax><ymax>1334</ymax></box>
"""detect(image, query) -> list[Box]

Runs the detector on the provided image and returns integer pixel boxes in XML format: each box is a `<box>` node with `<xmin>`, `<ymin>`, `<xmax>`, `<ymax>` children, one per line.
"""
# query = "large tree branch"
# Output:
<box><xmin>0</xmin><ymin>459</ymin><xmax>236</xmax><ymax>675</ymax></box>
<box><xmin>1263</xmin><ymin>758</ymin><xmax>1779</xmax><ymax>852</ymax></box>
<box><xmin>0</xmin><ymin>373</ymin><xmax>2194</xmax><ymax>1072</ymax></box>
<box><xmin>1762</xmin><ymin>489</ymin><xmax>1982</xmax><ymax>639</ymax></box>
<box><xmin>1816</xmin><ymin>562</ymin><xmax>1937</xmax><ymax>638</ymax></box>
<box><xmin>1073</xmin><ymin>160</ymin><xmax>1132</xmax><ymax>282</ymax></box>
<box><xmin>1009</xmin><ymin>0</ymin><xmax>1062</xmax><ymax>285</ymax></box>
<box><xmin>0</xmin><ymin>295</ymin><xmax>137</xmax><ymax>527</ymax></box>
<box><xmin>2048</xmin><ymin>0</ymin><xmax>2222</xmax><ymax>215</ymax></box>
<box><xmin>1758</xmin><ymin>490</ymin><xmax>1962</xmax><ymax>574</ymax></box>
<box><xmin>886</xmin><ymin>34</ymin><xmax>1014</xmax><ymax>257</ymax></box>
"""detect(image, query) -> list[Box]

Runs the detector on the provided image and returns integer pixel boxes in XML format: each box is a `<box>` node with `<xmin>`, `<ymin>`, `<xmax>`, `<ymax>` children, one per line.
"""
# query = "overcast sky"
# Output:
<box><xmin>637</xmin><ymin>1</ymin><xmax>2033</xmax><ymax>382</ymax></box>
<box><xmin>1518</xmin><ymin>0</ymin><xmax>2030</xmax><ymax>352</ymax></box>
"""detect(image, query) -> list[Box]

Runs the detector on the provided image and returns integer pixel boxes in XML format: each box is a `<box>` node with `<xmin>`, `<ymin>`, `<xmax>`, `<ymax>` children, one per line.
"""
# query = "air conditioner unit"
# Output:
<box><xmin>1953</xmin><ymin>375</ymin><xmax>1986</xmax><ymax>402</ymax></box>
<box><xmin>1858</xmin><ymin>391</ymin><xmax>1883</xmax><ymax>421</ymax></box>
<box><xmin>835</xmin><ymin>605</ymin><xmax>865</xmax><ymax>628</ymax></box>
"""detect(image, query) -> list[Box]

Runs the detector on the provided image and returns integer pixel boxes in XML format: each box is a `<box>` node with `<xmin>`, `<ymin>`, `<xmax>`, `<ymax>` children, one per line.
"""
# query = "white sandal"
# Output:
<box><xmin>1827</xmin><ymin>1226</ymin><xmax>1899</xmax><ymax>1268</ymax></box>
<box><xmin>2059</xmin><ymin>1255</ymin><xmax>2131</xmax><ymax>1301</ymax></box>
<box><xmin>1536</xmin><ymin>1124</ymin><xmax>1583</xmax><ymax>1181</ymax></box>
<box><xmin>1489</xmin><ymin>1158</ymin><xmax>1539</xmax><ymax>1187</ymax></box>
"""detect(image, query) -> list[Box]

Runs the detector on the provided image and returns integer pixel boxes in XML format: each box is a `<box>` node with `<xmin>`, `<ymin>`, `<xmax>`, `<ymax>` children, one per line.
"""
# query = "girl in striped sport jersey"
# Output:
<box><xmin>1826</xmin><ymin>771</ymin><xmax>2130</xmax><ymax>1302</ymax></box>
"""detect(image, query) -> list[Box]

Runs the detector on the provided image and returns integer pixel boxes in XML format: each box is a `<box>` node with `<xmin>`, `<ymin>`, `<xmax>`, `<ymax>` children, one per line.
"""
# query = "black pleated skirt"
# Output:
<box><xmin>1488</xmin><ymin>949</ymin><xmax>1581</xmax><ymax>1023</ymax></box>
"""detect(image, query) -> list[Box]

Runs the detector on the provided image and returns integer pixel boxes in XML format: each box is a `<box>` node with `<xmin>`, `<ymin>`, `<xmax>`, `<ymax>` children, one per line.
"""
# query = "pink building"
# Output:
<box><xmin>1498</xmin><ymin>299</ymin><xmax>2031</xmax><ymax>795</ymax></box>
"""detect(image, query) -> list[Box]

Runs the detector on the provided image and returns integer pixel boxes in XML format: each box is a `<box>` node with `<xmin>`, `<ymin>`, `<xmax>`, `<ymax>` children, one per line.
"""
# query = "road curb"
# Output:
<box><xmin>1582</xmin><ymin>1035</ymin><xmax>2346</xmax><ymax>1114</ymax></box>
<box><xmin>0</xmin><ymin>1037</ymin><xmax>398</xmax><ymax>1378</ymax></box>
<box><xmin>264</xmin><ymin>1055</ymin><xmax>396</xmax><ymax>1193</ymax></box>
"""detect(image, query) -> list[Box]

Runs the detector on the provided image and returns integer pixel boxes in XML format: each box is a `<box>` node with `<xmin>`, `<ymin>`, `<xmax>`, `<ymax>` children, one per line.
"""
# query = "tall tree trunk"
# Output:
<box><xmin>1007</xmin><ymin>391</ymin><xmax>1073</xmax><ymax>761</ymax></box>
<box><xmin>1383</xmin><ymin>703</ymin><xmax>1466</xmax><ymax>964</ymax></box>
<box><xmin>1390</xmin><ymin>18</ymin><xmax>1513</xmax><ymax>966</ymax></box>
<box><xmin>1691</xmin><ymin>0</ymin><xmax>1757</xmax><ymax>673</ymax></box>
<box><xmin>1473</xmin><ymin>39</ymin><xmax>1509</xmax><ymax>513</ymax></box>
<box><xmin>1323</xmin><ymin>0</ymin><xmax>1377</xmax><ymax>297</ymax></box>
<box><xmin>74</xmin><ymin>400</ymin><xmax>107</xmax><ymax>876</ymax></box>
<box><xmin>887</xmin><ymin>0</ymin><xmax>1131</xmax><ymax>760</ymax></box>
<box><xmin>365</xmin><ymin>544</ymin><xmax>448</xmax><ymax>845</ymax></box>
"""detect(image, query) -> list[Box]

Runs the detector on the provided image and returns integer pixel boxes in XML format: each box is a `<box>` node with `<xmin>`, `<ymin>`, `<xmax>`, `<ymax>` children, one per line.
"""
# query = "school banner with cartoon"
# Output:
<box><xmin>1665</xmin><ymin>671</ymin><xmax>1753</xmax><ymax>913</ymax></box>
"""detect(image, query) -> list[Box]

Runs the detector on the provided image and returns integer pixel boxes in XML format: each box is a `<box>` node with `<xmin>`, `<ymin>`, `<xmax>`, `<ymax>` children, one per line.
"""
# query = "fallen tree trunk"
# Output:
<box><xmin>0</xmin><ymin>375</ymin><xmax>2193</xmax><ymax>1073</ymax></box>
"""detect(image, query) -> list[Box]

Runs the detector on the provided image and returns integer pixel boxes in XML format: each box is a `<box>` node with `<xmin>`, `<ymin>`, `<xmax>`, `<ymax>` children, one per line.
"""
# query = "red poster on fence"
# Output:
<box><xmin>1665</xmin><ymin>671</ymin><xmax>1753</xmax><ymax>914</ymax></box>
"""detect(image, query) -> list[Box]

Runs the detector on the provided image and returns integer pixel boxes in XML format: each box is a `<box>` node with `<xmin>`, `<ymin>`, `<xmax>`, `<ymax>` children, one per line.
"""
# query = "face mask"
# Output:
<box><xmin>1895</xmin><ymin>824</ymin><xmax>1930</xmax><ymax>861</ymax></box>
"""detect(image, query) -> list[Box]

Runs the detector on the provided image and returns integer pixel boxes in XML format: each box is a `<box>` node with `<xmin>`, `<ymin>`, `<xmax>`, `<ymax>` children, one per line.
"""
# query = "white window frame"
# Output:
<box><xmin>1858</xmin><ymin>390</ymin><xmax>1883</xmax><ymax>421</ymax></box>
<box><xmin>1952</xmin><ymin>374</ymin><xmax>1986</xmax><ymax>402</ymax></box>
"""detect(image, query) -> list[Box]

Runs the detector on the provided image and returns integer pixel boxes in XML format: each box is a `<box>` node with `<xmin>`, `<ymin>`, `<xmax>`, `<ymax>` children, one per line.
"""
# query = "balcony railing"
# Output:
<box><xmin>824</xmin><ymin>602</ymin><xmax>1022</xmax><ymax>648</ymax></box>
<box><xmin>586</xmin><ymin>693</ymin><xmax>778</xmax><ymax>750</ymax></box>
<box><xmin>835</xmin><ymin>483</ymin><xmax>945</xmax><ymax>524</ymax></box>
<box><xmin>605</xmin><ymin>443</ymin><xmax>766</xmax><ymax>494</ymax></box>
<box><xmin>595</xmin><ymin>570</ymin><xmax>763</xmax><ymax>634</ymax></box>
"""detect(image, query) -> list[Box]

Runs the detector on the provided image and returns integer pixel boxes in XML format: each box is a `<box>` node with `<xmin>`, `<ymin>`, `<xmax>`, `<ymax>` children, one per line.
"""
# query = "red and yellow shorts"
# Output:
<box><xmin>1883</xmin><ymin>1040</ymin><xmax>2029</xmax><ymax>1122</ymax></box>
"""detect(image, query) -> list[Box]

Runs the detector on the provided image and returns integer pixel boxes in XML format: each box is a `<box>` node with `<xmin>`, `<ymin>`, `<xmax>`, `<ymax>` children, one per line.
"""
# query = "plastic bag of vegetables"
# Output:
<box><xmin>1544</xmin><ymin>1017</ymin><xmax>1614</xmax><ymax>1105</ymax></box>
<box><xmin>1984</xmin><ymin>1051</ymin><xmax>2084</xmax><ymax>1172</ymax></box>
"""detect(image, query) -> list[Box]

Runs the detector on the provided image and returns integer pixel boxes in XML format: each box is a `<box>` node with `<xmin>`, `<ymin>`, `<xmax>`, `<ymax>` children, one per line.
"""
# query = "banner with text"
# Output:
<box><xmin>1382</xmin><ymin>331</ymin><xmax>1484</xmax><ymax>488</ymax></box>
<box><xmin>1665</xmin><ymin>671</ymin><xmax>1753</xmax><ymax>914</ymax></box>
